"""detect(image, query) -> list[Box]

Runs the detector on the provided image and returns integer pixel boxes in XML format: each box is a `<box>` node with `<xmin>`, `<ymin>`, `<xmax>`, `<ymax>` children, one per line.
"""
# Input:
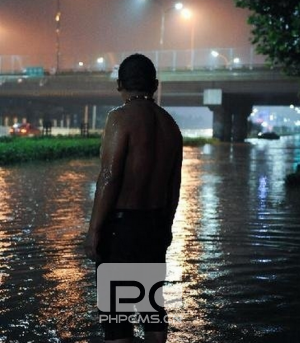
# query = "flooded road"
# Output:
<box><xmin>1</xmin><ymin>136</ymin><xmax>300</xmax><ymax>343</ymax></box>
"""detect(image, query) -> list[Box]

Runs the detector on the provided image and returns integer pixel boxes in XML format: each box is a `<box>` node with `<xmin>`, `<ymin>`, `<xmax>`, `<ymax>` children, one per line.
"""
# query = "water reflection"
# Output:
<box><xmin>0</xmin><ymin>160</ymin><xmax>101</xmax><ymax>342</ymax></box>
<box><xmin>167</xmin><ymin>148</ymin><xmax>208</xmax><ymax>342</ymax></box>
<box><xmin>1</xmin><ymin>137</ymin><xmax>300</xmax><ymax>342</ymax></box>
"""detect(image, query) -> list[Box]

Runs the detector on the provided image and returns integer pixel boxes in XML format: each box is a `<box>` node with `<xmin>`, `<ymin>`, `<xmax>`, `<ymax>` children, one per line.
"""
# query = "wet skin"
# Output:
<box><xmin>84</xmin><ymin>89</ymin><xmax>182</xmax><ymax>262</ymax></box>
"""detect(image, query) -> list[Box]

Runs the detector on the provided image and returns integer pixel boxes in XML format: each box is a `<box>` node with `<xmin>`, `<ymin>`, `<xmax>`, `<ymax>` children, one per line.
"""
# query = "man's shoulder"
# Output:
<box><xmin>106</xmin><ymin>106</ymin><xmax>129</xmax><ymax>126</ymax></box>
<box><xmin>107</xmin><ymin>105</ymin><xmax>125</xmax><ymax>119</ymax></box>
<box><xmin>103</xmin><ymin>106</ymin><xmax>132</xmax><ymax>138</ymax></box>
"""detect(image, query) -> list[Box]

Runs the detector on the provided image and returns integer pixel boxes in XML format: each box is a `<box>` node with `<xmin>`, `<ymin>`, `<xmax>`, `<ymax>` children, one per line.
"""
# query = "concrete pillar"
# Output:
<box><xmin>223</xmin><ymin>111</ymin><xmax>233</xmax><ymax>142</ymax></box>
<box><xmin>84</xmin><ymin>105</ymin><xmax>89</xmax><ymax>124</ymax></box>
<box><xmin>224</xmin><ymin>97</ymin><xmax>253</xmax><ymax>142</ymax></box>
<box><xmin>66</xmin><ymin>115</ymin><xmax>71</xmax><ymax>128</ymax></box>
<box><xmin>92</xmin><ymin>105</ymin><xmax>97</xmax><ymax>130</ymax></box>
<box><xmin>210</xmin><ymin>105</ymin><xmax>232</xmax><ymax>142</ymax></box>
<box><xmin>211</xmin><ymin>105</ymin><xmax>223</xmax><ymax>140</ymax></box>
<box><xmin>232</xmin><ymin>111</ymin><xmax>251</xmax><ymax>142</ymax></box>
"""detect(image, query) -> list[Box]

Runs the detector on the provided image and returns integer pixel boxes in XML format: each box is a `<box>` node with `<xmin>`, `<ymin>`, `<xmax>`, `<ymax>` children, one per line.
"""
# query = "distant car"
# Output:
<box><xmin>257</xmin><ymin>132</ymin><xmax>280</xmax><ymax>140</ymax></box>
<box><xmin>9</xmin><ymin>123</ymin><xmax>41</xmax><ymax>137</ymax></box>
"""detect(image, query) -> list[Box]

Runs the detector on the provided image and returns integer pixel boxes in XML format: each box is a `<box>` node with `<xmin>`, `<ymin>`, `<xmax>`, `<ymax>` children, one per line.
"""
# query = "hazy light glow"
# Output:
<box><xmin>182</xmin><ymin>8</ymin><xmax>192</xmax><ymax>19</ymax></box>
<box><xmin>175</xmin><ymin>3</ymin><xmax>184</xmax><ymax>10</ymax></box>
<box><xmin>97</xmin><ymin>57</ymin><xmax>104</xmax><ymax>64</ymax></box>
<box><xmin>233</xmin><ymin>57</ymin><xmax>240</xmax><ymax>64</ymax></box>
<box><xmin>250</xmin><ymin>105</ymin><xmax>300</xmax><ymax>134</ymax></box>
<box><xmin>55</xmin><ymin>12</ymin><xmax>61</xmax><ymax>22</ymax></box>
<box><xmin>211</xmin><ymin>50</ymin><xmax>219</xmax><ymax>57</ymax></box>
<box><xmin>0</xmin><ymin>0</ymin><xmax>255</xmax><ymax>63</ymax></box>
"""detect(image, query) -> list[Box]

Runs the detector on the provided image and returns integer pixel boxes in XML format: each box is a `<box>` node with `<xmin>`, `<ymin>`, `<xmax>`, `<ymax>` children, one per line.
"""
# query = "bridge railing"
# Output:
<box><xmin>0</xmin><ymin>47</ymin><xmax>266</xmax><ymax>74</ymax></box>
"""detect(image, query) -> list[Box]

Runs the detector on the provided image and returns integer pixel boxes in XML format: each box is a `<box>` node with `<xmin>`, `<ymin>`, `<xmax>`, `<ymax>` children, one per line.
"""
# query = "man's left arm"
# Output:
<box><xmin>84</xmin><ymin>109</ymin><xmax>128</xmax><ymax>261</ymax></box>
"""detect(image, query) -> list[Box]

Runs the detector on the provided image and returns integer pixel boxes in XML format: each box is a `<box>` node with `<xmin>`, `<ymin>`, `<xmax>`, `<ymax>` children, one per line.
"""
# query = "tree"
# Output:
<box><xmin>234</xmin><ymin>0</ymin><xmax>300</xmax><ymax>76</ymax></box>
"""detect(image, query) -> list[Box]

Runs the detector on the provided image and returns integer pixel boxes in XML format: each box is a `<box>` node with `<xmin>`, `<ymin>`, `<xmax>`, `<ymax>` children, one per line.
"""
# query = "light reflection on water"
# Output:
<box><xmin>1</xmin><ymin>136</ymin><xmax>300</xmax><ymax>342</ymax></box>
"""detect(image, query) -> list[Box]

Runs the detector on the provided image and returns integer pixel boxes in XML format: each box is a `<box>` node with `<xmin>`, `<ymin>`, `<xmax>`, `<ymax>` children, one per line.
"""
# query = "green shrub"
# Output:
<box><xmin>183</xmin><ymin>136</ymin><xmax>217</xmax><ymax>146</ymax></box>
<box><xmin>0</xmin><ymin>136</ymin><xmax>101</xmax><ymax>165</ymax></box>
<box><xmin>0</xmin><ymin>135</ymin><xmax>215</xmax><ymax>165</ymax></box>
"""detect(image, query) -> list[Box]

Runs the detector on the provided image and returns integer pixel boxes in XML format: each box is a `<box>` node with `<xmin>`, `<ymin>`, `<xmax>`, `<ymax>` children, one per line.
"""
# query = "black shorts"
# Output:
<box><xmin>96</xmin><ymin>209</ymin><xmax>169</xmax><ymax>340</ymax></box>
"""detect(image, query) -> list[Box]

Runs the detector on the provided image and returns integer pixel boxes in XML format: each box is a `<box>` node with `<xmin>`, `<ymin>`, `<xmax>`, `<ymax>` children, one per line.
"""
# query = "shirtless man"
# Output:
<box><xmin>84</xmin><ymin>54</ymin><xmax>182</xmax><ymax>343</ymax></box>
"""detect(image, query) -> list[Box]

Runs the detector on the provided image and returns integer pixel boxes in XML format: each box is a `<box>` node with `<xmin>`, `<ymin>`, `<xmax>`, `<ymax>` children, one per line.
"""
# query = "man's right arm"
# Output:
<box><xmin>84</xmin><ymin>109</ymin><xmax>128</xmax><ymax>261</ymax></box>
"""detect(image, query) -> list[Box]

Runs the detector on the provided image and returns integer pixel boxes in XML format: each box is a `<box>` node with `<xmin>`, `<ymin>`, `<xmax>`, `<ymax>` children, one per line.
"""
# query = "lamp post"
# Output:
<box><xmin>181</xmin><ymin>8</ymin><xmax>194</xmax><ymax>70</ymax></box>
<box><xmin>211</xmin><ymin>50</ymin><xmax>229</xmax><ymax>68</ymax></box>
<box><xmin>159</xmin><ymin>2</ymin><xmax>183</xmax><ymax>47</ymax></box>
<box><xmin>157</xmin><ymin>2</ymin><xmax>183</xmax><ymax>106</ymax></box>
<box><xmin>211</xmin><ymin>50</ymin><xmax>240</xmax><ymax>69</ymax></box>
<box><xmin>55</xmin><ymin>0</ymin><xmax>61</xmax><ymax>73</ymax></box>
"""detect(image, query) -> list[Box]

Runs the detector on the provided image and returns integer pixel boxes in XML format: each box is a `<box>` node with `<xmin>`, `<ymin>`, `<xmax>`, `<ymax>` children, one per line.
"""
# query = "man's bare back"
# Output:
<box><xmin>103</xmin><ymin>99</ymin><xmax>182</xmax><ymax>209</ymax></box>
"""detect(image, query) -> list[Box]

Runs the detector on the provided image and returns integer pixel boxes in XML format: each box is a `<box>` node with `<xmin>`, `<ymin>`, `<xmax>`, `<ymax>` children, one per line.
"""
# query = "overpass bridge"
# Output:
<box><xmin>0</xmin><ymin>65</ymin><xmax>299</xmax><ymax>141</ymax></box>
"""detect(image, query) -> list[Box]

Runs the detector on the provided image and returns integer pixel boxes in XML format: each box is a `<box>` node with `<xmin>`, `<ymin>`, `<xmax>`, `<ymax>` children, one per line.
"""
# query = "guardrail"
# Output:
<box><xmin>0</xmin><ymin>47</ymin><xmax>266</xmax><ymax>74</ymax></box>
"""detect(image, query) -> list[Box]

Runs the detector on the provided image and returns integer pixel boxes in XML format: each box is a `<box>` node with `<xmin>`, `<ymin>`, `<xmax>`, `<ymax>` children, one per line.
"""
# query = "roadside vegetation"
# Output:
<box><xmin>0</xmin><ymin>135</ymin><xmax>101</xmax><ymax>165</ymax></box>
<box><xmin>183</xmin><ymin>136</ymin><xmax>216</xmax><ymax>147</ymax></box>
<box><xmin>0</xmin><ymin>135</ymin><xmax>216</xmax><ymax>166</ymax></box>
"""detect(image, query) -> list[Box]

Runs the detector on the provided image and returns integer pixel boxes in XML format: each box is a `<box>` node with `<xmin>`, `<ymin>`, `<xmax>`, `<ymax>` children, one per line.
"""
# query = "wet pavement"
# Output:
<box><xmin>1</xmin><ymin>135</ymin><xmax>300</xmax><ymax>343</ymax></box>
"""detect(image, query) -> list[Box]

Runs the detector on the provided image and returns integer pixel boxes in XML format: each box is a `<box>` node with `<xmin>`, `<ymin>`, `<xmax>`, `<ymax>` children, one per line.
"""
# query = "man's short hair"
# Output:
<box><xmin>118</xmin><ymin>54</ymin><xmax>157</xmax><ymax>94</ymax></box>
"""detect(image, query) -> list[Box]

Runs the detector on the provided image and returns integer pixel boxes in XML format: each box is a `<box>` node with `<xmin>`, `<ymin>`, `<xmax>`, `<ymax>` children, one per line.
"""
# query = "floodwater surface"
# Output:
<box><xmin>1</xmin><ymin>136</ymin><xmax>300</xmax><ymax>343</ymax></box>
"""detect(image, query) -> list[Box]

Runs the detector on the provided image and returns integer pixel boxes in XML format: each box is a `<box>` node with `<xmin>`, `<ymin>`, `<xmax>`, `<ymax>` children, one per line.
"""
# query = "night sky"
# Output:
<box><xmin>0</xmin><ymin>0</ymin><xmax>252</xmax><ymax>58</ymax></box>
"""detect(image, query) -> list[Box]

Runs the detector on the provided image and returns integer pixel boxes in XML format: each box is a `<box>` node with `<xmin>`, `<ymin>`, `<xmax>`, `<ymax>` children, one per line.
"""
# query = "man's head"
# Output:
<box><xmin>117</xmin><ymin>54</ymin><xmax>158</xmax><ymax>95</ymax></box>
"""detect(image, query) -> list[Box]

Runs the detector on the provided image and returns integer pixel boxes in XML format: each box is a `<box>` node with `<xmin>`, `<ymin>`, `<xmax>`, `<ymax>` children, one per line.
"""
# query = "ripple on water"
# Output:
<box><xmin>1</xmin><ymin>140</ymin><xmax>300</xmax><ymax>342</ymax></box>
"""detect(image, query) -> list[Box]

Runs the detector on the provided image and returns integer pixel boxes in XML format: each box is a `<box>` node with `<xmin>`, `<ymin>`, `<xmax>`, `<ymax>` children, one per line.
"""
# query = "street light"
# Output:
<box><xmin>97</xmin><ymin>57</ymin><xmax>105</xmax><ymax>71</ymax></box>
<box><xmin>55</xmin><ymin>0</ymin><xmax>61</xmax><ymax>73</ymax></box>
<box><xmin>211</xmin><ymin>50</ymin><xmax>229</xmax><ymax>67</ymax></box>
<box><xmin>159</xmin><ymin>2</ymin><xmax>183</xmax><ymax>47</ymax></box>
<box><xmin>157</xmin><ymin>2</ymin><xmax>184</xmax><ymax>105</ymax></box>
<box><xmin>174</xmin><ymin>2</ymin><xmax>183</xmax><ymax>10</ymax></box>
<box><xmin>180</xmin><ymin>8</ymin><xmax>194</xmax><ymax>70</ymax></box>
<box><xmin>211</xmin><ymin>50</ymin><xmax>240</xmax><ymax>69</ymax></box>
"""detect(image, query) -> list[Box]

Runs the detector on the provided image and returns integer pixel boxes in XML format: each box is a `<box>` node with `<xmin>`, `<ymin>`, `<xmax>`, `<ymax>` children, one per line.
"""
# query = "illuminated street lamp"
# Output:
<box><xmin>211</xmin><ymin>50</ymin><xmax>229</xmax><ymax>67</ymax></box>
<box><xmin>55</xmin><ymin>0</ymin><xmax>61</xmax><ymax>73</ymax></box>
<box><xmin>160</xmin><ymin>2</ymin><xmax>183</xmax><ymax>47</ymax></box>
<box><xmin>157</xmin><ymin>2</ymin><xmax>184</xmax><ymax>105</ymax></box>
<box><xmin>233</xmin><ymin>57</ymin><xmax>240</xmax><ymax>64</ymax></box>
<box><xmin>180</xmin><ymin>8</ymin><xmax>194</xmax><ymax>69</ymax></box>
<box><xmin>97</xmin><ymin>57</ymin><xmax>105</xmax><ymax>71</ymax></box>
<box><xmin>211</xmin><ymin>50</ymin><xmax>240</xmax><ymax>69</ymax></box>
